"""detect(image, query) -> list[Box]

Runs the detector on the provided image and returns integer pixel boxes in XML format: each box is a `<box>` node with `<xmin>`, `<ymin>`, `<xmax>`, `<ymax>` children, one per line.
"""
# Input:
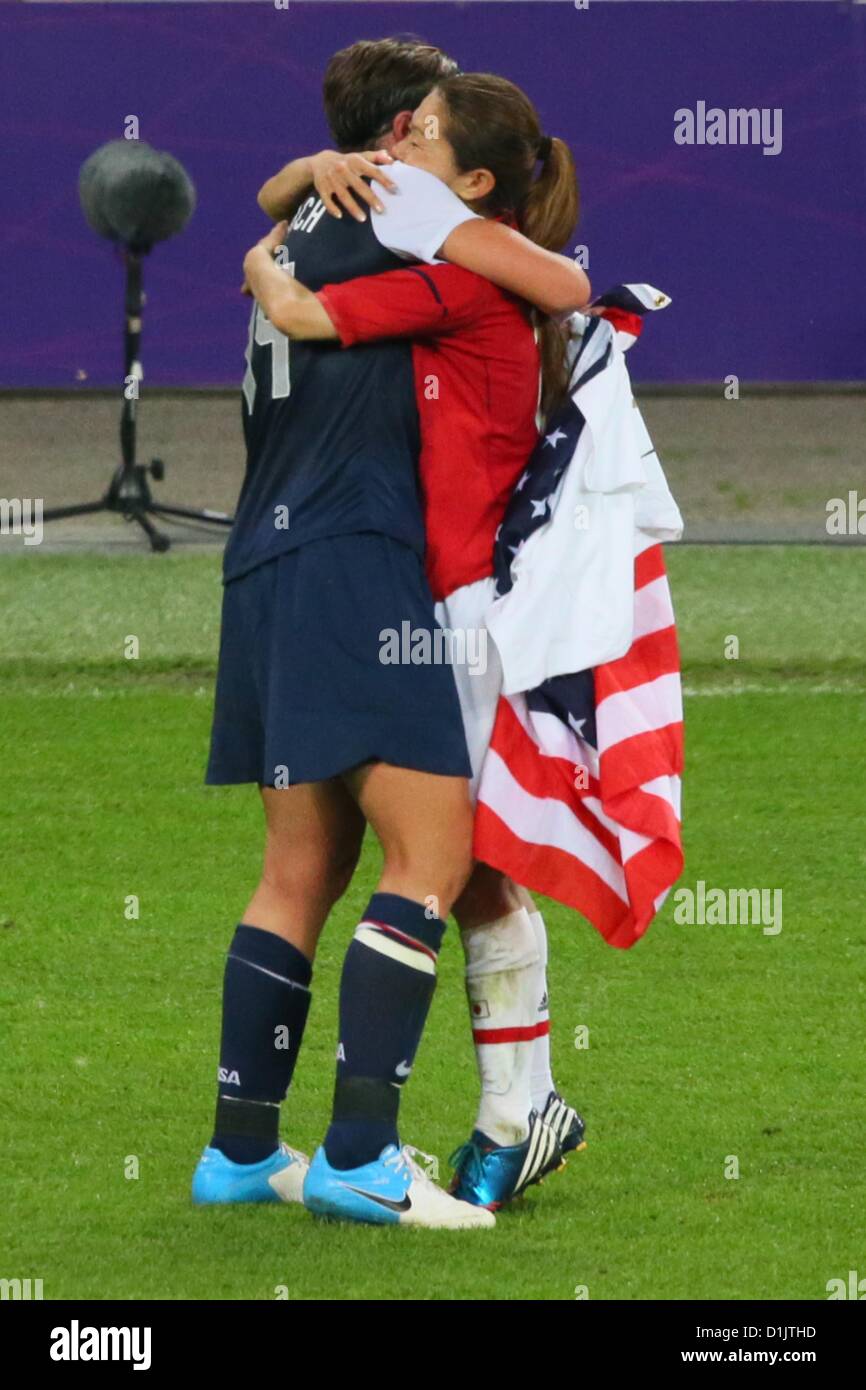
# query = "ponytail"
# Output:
<box><xmin>521</xmin><ymin>138</ymin><xmax>580</xmax><ymax>418</ymax></box>
<box><xmin>520</xmin><ymin>136</ymin><xmax>579</xmax><ymax>254</ymax></box>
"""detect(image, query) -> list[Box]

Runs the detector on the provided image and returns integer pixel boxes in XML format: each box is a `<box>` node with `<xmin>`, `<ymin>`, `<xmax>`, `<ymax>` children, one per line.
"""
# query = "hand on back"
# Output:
<box><xmin>311</xmin><ymin>149</ymin><xmax>397</xmax><ymax>222</ymax></box>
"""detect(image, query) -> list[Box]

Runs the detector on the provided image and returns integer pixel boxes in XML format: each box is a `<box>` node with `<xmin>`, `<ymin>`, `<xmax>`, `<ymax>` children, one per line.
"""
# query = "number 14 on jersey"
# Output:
<box><xmin>242</xmin><ymin>261</ymin><xmax>294</xmax><ymax>411</ymax></box>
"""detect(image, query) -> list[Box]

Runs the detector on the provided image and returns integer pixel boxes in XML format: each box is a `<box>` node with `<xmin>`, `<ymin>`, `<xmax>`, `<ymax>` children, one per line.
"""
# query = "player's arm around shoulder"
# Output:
<box><xmin>369</xmin><ymin>162</ymin><xmax>591</xmax><ymax>314</ymax></box>
<box><xmin>258</xmin><ymin>149</ymin><xmax>397</xmax><ymax>222</ymax></box>
<box><xmin>442</xmin><ymin>220</ymin><xmax>592</xmax><ymax>317</ymax></box>
<box><xmin>257</xmin><ymin>156</ymin><xmax>315</xmax><ymax>220</ymax></box>
<box><xmin>242</xmin><ymin>223</ymin><xmax>338</xmax><ymax>341</ymax></box>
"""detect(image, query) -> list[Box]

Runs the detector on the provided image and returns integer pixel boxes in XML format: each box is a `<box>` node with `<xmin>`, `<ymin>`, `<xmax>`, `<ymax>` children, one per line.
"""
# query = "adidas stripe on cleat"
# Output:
<box><xmin>541</xmin><ymin>1090</ymin><xmax>587</xmax><ymax>1155</ymax></box>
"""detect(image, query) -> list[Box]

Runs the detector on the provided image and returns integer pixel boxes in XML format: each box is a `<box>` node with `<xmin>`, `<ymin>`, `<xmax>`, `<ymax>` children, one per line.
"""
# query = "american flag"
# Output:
<box><xmin>473</xmin><ymin>289</ymin><xmax>684</xmax><ymax>950</ymax></box>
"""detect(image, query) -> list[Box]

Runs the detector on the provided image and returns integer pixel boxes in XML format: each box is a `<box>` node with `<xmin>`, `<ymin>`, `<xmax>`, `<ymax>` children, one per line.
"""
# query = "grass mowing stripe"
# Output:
<box><xmin>2</xmin><ymin>546</ymin><xmax>866</xmax><ymax>679</ymax></box>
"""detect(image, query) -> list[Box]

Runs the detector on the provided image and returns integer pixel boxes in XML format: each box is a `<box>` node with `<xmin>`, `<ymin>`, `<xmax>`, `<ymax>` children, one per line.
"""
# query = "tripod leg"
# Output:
<box><xmin>133</xmin><ymin>510</ymin><xmax>171</xmax><ymax>553</ymax></box>
<box><xmin>42</xmin><ymin>501</ymin><xmax>110</xmax><ymax>522</ymax></box>
<box><xmin>149</xmin><ymin>501</ymin><xmax>233</xmax><ymax>527</ymax></box>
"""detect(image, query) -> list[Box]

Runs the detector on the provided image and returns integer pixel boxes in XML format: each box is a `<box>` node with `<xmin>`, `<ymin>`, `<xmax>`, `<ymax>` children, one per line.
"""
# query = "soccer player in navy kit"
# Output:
<box><xmin>193</xmin><ymin>41</ymin><xmax>590</xmax><ymax>1227</ymax></box>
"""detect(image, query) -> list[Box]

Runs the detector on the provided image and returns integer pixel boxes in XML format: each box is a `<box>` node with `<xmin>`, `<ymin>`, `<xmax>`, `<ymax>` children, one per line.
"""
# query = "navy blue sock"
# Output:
<box><xmin>211</xmin><ymin>924</ymin><xmax>312</xmax><ymax>1164</ymax></box>
<box><xmin>324</xmin><ymin>893</ymin><xmax>445</xmax><ymax>1171</ymax></box>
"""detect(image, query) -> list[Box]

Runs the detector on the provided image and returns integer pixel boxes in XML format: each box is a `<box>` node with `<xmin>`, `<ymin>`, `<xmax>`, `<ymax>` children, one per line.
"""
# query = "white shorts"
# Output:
<box><xmin>434</xmin><ymin>576</ymin><xmax>502</xmax><ymax>801</ymax></box>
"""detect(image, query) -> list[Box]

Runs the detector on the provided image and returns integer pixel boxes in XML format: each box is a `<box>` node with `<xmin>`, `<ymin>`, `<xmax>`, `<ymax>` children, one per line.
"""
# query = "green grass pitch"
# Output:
<box><xmin>1</xmin><ymin>545</ymin><xmax>864</xmax><ymax>1300</ymax></box>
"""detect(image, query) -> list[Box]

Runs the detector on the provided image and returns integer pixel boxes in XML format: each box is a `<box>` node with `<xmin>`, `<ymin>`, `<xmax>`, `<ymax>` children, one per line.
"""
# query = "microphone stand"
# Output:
<box><xmin>41</xmin><ymin>245</ymin><xmax>234</xmax><ymax>552</ymax></box>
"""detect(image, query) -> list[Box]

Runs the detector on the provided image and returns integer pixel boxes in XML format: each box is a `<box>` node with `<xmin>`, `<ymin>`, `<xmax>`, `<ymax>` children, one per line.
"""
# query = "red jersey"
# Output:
<box><xmin>317</xmin><ymin>263</ymin><xmax>540</xmax><ymax>601</ymax></box>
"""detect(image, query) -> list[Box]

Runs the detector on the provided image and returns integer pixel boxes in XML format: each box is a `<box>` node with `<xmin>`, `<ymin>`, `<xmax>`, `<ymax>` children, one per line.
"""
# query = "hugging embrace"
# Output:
<box><xmin>194</xmin><ymin>36</ymin><xmax>683</xmax><ymax>1229</ymax></box>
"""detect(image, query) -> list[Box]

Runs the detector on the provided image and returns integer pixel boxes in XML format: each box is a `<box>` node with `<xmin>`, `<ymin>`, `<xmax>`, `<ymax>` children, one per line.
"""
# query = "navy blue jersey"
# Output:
<box><xmin>222</xmin><ymin>193</ymin><xmax>423</xmax><ymax>582</ymax></box>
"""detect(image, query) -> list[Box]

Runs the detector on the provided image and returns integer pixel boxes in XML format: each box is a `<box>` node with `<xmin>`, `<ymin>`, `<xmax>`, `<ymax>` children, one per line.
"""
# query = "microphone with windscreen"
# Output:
<box><xmin>42</xmin><ymin>140</ymin><xmax>231</xmax><ymax>550</ymax></box>
<box><xmin>79</xmin><ymin>138</ymin><xmax>196</xmax><ymax>252</ymax></box>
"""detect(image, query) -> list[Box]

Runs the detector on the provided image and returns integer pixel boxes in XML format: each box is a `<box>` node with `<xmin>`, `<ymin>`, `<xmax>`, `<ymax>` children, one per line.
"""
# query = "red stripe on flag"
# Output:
<box><xmin>635</xmin><ymin>542</ymin><xmax>667</xmax><ymax>591</ymax></box>
<box><xmin>486</xmin><ymin>697</ymin><xmax>621</xmax><ymax>861</ymax></box>
<box><xmin>594</xmin><ymin>624</ymin><xmax>681</xmax><ymax>702</ymax></box>
<box><xmin>597</xmin><ymin>722</ymin><xmax>684</xmax><ymax>800</ymax></box>
<box><xmin>597</xmin><ymin>306</ymin><xmax>644</xmax><ymax>339</ymax></box>
<box><xmin>474</xmin><ymin>801</ymin><xmax>631</xmax><ymax>946</ymax></box>
<box><xmin>622</xmin><ymin>834</ymin><xmax>684</xmax><ymax>939</ymax></box>
<box><xmin>490</xmin><ymin>692</ymin><xmax>601</xmax><ymax>797</ymax></box>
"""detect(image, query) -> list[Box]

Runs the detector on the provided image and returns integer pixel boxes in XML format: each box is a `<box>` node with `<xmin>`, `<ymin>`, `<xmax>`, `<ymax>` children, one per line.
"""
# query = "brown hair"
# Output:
<box><xmin>435</xmin><ymin>73</ymin><xmax>580</xmax><ymax>418</ymax></box>
<box><xmin>323</xmin><ymin>38</ymin><xmax>459</xmax><ymax>152</ymax></box>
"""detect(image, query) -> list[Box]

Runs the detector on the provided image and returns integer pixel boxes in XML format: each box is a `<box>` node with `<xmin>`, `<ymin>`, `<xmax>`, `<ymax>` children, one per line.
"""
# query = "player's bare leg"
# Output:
<box><xmin>346</xmin><ymin>761</ymin><xmax>474</xmax><ymax>915</ymax></box>
<box><xmin>244</xmin><ymin>780</ymin><xmax>366</xmax><ymax>958</ymax></box>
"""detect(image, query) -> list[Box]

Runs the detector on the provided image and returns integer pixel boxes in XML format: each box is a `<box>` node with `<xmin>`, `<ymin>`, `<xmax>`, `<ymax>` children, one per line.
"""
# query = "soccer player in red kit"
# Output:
<box><xmin>245</xmin><ymin>73</ymin><xmax>590</xmax><ymax>1210</ymax></box>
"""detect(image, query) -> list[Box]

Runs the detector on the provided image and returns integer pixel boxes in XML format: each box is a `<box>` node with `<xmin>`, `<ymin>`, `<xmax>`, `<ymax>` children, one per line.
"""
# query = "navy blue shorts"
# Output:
<box><xmin>206</xmin><ymin>534</ymin><xmax>472</xmax><ymax>787</ymax></box>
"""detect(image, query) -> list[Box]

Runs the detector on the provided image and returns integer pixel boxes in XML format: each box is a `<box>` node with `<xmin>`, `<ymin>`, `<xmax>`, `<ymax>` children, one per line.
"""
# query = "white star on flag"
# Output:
<box><xmin>544</xmin><ymin>428</ymin><xmax>567</xmax><ymax>448</ymax></box>
<box><xmin>567</xmin><ymin>713</ymin><xmax>587</xmax><ymax>737</ymax></box>
<box><xmin>530</xmin><ymin>498</ymin><xmax>548</xmax><ymax>518</ymax></box>
<box><xmin>515</xmin><ymin>470</ymin><xmax>531</xmax><ymax>491</ymax></box>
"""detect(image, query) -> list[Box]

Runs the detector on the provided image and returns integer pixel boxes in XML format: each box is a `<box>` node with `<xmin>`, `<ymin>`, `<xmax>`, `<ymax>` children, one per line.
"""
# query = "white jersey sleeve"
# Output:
<box><xmin>370</xmin><ymin>161</ymin><xmax>480</xmax><ymax>265</ymax></box>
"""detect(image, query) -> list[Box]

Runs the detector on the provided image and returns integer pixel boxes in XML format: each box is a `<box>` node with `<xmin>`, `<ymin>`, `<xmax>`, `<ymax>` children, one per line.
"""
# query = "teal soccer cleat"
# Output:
<box><xmin>449</xmin><ymin>1110</ymin><xmax>561</xmax><ymax>1210</ymax></box>
<box><xmin>191</xmin><ymin>1142</ymin><xmax>308</xmax><ymax>1206</ymax></box>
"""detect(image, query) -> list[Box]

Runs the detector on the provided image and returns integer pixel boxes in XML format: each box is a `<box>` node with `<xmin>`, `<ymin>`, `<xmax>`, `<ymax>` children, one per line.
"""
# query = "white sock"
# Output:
<box><xmin>528</xmin><ymin>909</ymin><xmax>556</xmax><ymax>1113</ymax></box>
<box><xmin>461</xmin><ymin>907</ymin><xmax>540</xmax><ymax>1147</ymax></box>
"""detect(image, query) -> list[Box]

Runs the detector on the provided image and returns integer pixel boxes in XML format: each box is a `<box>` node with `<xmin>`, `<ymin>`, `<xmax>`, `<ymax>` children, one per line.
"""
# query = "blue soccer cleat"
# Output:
<box><xmin>304</xmin><ymin>1142</ymin><xmax>495</xmax><ymax>1229</ymax></box>
<box><xmin>191</xmin><ymin>1141</ymin><xmax>308</xmax><ymax>1206</ymax></box>
<box><xmin>449</xmin><ymin>1110</ymin><xmax>561</xmax><ymax>1210</ymax></box>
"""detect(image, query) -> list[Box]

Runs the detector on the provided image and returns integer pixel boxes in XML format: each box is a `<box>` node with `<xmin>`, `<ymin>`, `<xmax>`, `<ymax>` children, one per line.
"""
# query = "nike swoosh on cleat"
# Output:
<box><xmin>343</xmin><ymin>1184</ymin><xmax>412</xmax><ymax>1212</ymax></box>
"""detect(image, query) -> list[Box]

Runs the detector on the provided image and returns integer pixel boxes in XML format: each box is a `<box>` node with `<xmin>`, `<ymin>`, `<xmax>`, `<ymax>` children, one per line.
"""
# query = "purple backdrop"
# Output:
<box><xmin>1</xmin><ymin>1</ymin><xmax>865</xmax><ymax>386</ymax></box>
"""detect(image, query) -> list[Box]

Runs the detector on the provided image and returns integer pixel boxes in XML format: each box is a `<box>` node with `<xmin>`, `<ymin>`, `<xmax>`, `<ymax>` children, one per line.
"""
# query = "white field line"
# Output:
<box><xmin>683</xmin><ymin>682</ymin><xmax>864</xmax><ymax>696</ymax></box>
